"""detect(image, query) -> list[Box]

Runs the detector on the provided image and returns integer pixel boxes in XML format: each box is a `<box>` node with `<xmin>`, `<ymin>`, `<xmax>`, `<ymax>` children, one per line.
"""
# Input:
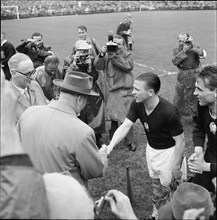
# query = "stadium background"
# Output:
<box><xmin>1</xmin><ymin>1</ymin><xmax>217</xmax><ymax>219</ymax></box>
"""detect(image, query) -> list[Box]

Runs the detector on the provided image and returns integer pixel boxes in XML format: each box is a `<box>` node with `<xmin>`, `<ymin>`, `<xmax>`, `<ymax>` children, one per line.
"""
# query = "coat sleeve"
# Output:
<box><xmin>111</xmin><ymin>53</ymin><xmax>134</xmax><ymax>72</ymax></box>
<box><xmin>172</xmin><ymin>47</ymin><xmax>188</xmax><ymax>66</ymax></box>
<box><xmin>16</xmin><ymin>40</ymin><xmax>30</xmax><ymax>54</ymax></box>
<box><xmin>75</xmin><ymin>128</ymin><xmax>107</xmax><ymax>180</ymax></box>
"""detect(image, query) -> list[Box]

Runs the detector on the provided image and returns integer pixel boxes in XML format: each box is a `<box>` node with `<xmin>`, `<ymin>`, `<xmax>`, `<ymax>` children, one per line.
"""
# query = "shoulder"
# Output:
<box><xmin>159</xmin><ymin>97</ymin><xmax>179</xmax><ymax>115</ymax></box>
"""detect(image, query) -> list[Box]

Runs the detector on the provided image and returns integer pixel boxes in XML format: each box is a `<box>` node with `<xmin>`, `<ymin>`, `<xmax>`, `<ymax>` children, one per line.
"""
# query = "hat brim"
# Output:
<box><xmin>53</xmin><ymin>79</ymin><xmax>99</xmax><ymax>97</ymax></box>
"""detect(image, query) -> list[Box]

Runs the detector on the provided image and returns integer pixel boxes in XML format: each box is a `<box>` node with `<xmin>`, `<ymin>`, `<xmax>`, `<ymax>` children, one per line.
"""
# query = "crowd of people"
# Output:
<box><xmin>1</xmin><ymin>0</ymin><xmax>216</xmax><ymax>20</ymax></box>
<box><xmin>1</xmin><ymin>12</ymin><xmax>217</xmax><ymax>220</ymax></box>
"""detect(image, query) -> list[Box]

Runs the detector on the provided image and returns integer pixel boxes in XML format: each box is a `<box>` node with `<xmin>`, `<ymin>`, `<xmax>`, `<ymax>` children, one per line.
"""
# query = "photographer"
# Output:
<box><xmin>16</xmin><ymin>32</ymin><xmax>53</xmax><ymax>68</ymax></box>
<box><xmin>65</xmin><ymin>40</ymin><xmax>105</xmax><ymax>149</ymax></box>
<box><xmin>172</xmin><ymin>33</ymin><xmax>206</xmax><ymax>123</ymax></box>
<box><xmin>94</xmin><ymin>35</ymin><xmax>136</xmax><ymax>151</ymax></box>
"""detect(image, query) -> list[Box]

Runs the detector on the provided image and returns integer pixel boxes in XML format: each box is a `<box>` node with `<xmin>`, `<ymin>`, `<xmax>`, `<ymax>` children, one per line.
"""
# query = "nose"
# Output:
<box><xmin>193</xmin><ymin>89</ymin><xmax>198</xmax><ymax>96</ymax></box>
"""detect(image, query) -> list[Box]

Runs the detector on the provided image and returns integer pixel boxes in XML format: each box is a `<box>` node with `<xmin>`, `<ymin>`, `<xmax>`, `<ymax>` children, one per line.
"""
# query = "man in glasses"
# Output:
<box><xmin>8</xmin><ymin>53</ymin><xmax>48</xmax><ymax>124</ymax></box>
<box><xmin>34</xmin><ymin>55</ymin><xmax>64</xmax><ymax>100</ymax></box>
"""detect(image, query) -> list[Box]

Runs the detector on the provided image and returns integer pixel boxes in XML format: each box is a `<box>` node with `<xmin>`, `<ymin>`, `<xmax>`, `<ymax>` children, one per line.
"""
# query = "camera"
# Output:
<box><xmin>106</xmin><ymin>34</ymin><xmax>118</xmax><ymax>53</ymax></box>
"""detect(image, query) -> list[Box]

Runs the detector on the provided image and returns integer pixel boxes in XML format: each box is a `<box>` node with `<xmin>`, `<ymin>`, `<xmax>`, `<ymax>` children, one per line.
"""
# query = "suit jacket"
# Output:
<box><xmin>10</xmin><ymin>80</ymin><xmax>48</xmax><ymax>124</ymax></box>
<box><xmin>17</xmin><ymin>100</ymin><xmax>107</xmax><ymax>188</ymax></box>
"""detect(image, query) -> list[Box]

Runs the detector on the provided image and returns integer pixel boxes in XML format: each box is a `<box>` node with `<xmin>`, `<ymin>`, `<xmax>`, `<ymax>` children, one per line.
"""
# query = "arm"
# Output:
<box><xmin>16</xmin><ymin>39</ymin><xmax>33</xmax><ymax>53</ymax></box>
<box><xmin>191</xmin><ymin>44</ymin><xmax>205</xmax><ymax>57</ymax></box>
<box><xmin>171</xmin><ymin>133</ymin><xmax>185</xmax><ymax>178</ymax></box>
<box><xmin>172</xmin><ymin>47</ymin><xmax>189</xmax><ymax>66</ymax></box>
<box><xmin>76</xmin><ymin>129</ymin><xmax>108</xmax><ymax>180</ymax></box>
<box><xmin>94</xmin><ymin>45</ymin><xmax>107</xmax><ymax>70</ymax></box>
<box><xmin>111</xmin><ymin>53</ymin><xmax>134</xmax><ymax>72</ymax></box>
<box><xmin>107</xmin><ymin>118</ymin><xmax>134</xmax><ymax>154</ymax></box>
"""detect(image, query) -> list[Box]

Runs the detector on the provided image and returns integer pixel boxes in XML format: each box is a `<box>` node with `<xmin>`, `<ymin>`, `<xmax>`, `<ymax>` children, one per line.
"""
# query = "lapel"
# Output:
<box><xmin>10</xmin><ymin>82</ymin><xmax>31</xmax><ymax>108</ymax></box>
<box><xmin>28</xmin><ymin>85</ymin><xmax>36</xmax><ymax>105</ymax></box>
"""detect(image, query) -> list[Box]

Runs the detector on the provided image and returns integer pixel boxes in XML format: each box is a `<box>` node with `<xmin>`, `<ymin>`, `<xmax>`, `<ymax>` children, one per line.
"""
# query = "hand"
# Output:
<box><xmin>105</xmin><ymin>190</ymin><xmax>137</xmax><ymax>220</ymax></box>
<box><xmin>101</xmin><ymin>45</ymin><xmax>107</xmax><ymax>54</ymax></box>
<box><xmin>172</xmin><ymin>169</ymin><xmax>182</xmax><ymax>179</ymax></box>
<box><xmin>183</xmin><ymin>207</ymin><xmax>205</xmax><ymax>220</ymax></box>
<box><xmin>183</xmin><ymin>44</ymin><xmax>192</xmax><ymax>52</ymax></box>
<box><xmin>188</xmin><ymin>153</ymin><xmax>207</xmax><ymax>173</ymax></box>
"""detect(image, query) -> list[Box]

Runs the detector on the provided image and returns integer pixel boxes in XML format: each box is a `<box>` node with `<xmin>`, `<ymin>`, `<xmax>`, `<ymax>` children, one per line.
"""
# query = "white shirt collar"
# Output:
<box><xmin>1</xmin><ymin>39</ymin><xmax>7</xmax><ymax>47</ymax></box>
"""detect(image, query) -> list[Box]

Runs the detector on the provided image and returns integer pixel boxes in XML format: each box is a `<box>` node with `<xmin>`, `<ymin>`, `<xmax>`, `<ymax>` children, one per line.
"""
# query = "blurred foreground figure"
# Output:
<box><xmin>188</xmin><ymin>65</ymin><xmax>217</xmax><ymax>192</ymax></box>
<box><xmin>172</xmin><ymin>33</ymin><xmax>206</xmax><ymax>122</ymax></box>
<box><xmin>158</xmin><ymin>182</ymin><xmax>214</xmax><ymax>220</ymax></box>
<box><xmin>0</xmin><ymin>71</ymin><xmax>50</xmax><ymax>219</ymax></box>
<box><xmin>17</xmin><ymin>71</ymin><xmax>108</xmax><ymax>189</ymax></box>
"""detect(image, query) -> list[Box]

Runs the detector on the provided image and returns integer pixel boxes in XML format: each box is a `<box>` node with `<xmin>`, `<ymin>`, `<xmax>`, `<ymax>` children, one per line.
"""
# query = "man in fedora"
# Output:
<box><xmin>158</xmin><ymin>182</ymin><xmax>214</xmax><ymax>220</ymax></box>
<box><xmin>17</xmin><ymin>71</ymin><xmax>108</xmax><ymax>189</ymax></box>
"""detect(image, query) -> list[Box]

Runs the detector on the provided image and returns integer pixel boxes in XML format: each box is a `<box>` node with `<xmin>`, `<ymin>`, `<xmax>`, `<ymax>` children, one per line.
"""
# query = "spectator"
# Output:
<box><xmin>65</xmin><ymin>40</ymin><xmax>105</xmax><ymax>148</ymax></box>
<box><xmin>17</xmin><ymin>71</ymin><xmax>108</xmax><ymax>189</ymax></box>
<box><xmin>172</xmin><ymin>33</ymin><xmax>206</xmax><ymax>123</ymax></box>
<box><xmin>116</xmin><ymin>17</ymin><xmax>131</xmax><ymax>48</ymax></box>
<box><xmin>188</xmin><ymin>65</ymin><xmax>217</xmax><ymax>193</ymax></box>
<box><xmin>16</xmin><ymin>32</ymin><xmax>53</xmax><ymax>68</ymax></box>
<box><xmin>0</xmin><ymin>72</ymin><xmax>50</xmax><ymax>219</ymax></box>
<box><xmin>126</xmin><ymin>14</ymin><xmax>134</xmax><ymax>51</ymax></box>
<box><xmin>104</xmin><ymin>72</ymin><xmax>186</xmax><ymax>220</ymax></box>
<box><xmin>1</xmin><ymin>32</ymin><xmax>16</xmax><ymax>80</ymax></box>
<box><xmin>94</xmin><ymin>35</ymin><xmax>136</xmax><ymax>151</ymax></box>
<box><xmin>158</xmin><ymin>182</ymin><xmax>214</xmax><ymax>220</ymax></box>
<box><xmin>34</xmin><ymin>55</ymin><xmax>64</xmax><ymax>100</ymax></box>
<box><xmin>8</xmin><ymin>53</ymin><xmax>48</xmax><ymax>124</ymax></box>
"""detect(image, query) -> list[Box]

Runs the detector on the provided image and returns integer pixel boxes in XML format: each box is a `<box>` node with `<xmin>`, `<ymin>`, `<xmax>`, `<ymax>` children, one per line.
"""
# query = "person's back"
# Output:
<box><xmin>17</xmin><ymin>71</ymin><xmax>108</xmax><ymax>188</ymax></box>
<box><xmin>0</xmin><ymin>154</ymin><xmax>49</xmax><ymax>219</ymax></box>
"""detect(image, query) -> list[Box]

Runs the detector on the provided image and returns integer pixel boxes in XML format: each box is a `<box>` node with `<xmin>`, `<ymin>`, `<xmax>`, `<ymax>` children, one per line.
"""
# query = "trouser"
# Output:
<box><xmin>109</xmin><ymin>120</ymin><xmax>133</xmax><ymax>145</ymax></box>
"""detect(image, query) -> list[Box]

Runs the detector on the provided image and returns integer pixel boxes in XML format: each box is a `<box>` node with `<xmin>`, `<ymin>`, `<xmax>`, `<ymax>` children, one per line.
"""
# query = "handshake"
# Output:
<box><xmin>98</xmin><ymin>144</ymin><xmax>113</xmax><ymax>156</ymax></box>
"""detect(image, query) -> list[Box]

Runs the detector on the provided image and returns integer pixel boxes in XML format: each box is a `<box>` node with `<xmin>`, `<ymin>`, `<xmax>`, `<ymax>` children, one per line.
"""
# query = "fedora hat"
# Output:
<box><xmin>53</xmin><ymin>71</ymin><xmax>99</xmax><ymax>97</ymax></box>
<box><xmin>159</xmin><ymin>182</ymin><xmax>214</xmax><ymax>220</ymax></box>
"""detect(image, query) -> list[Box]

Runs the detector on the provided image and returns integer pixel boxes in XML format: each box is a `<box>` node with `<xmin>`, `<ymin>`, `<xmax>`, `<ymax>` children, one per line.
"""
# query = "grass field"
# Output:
<box><xmin>1</xmin><ymin>10</ymin><xmax>217</xmax><ymax>219</ymax></box>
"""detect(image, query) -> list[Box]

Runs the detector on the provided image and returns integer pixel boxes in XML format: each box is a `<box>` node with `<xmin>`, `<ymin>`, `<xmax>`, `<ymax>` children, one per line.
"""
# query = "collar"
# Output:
<box><xmin>0</xmin><ymin>154</ymin><xmax>34</xmax><ymax>167</ymax></box>
<box><xmin>11</xmin><ymin>80</ymin><xmax>28</xmax><ymax>95</ymax></box>
<box><xmin>1</xmin><ymin>39</ymin><xmax>7</xmax><ymax>46</ymax></box>
<box><xmin>48</xmin><ymin>100</ymin><xmax>78</xmax><ymax>117</ymax></box>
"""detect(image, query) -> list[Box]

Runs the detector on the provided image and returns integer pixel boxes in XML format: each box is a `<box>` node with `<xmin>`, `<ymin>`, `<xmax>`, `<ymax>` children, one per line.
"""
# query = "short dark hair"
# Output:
<box><xmin>44</xmin><ymin>55</ymin><xmax>59</xmax><ymax>66</ymax></box>
<box><xmin>31</xmin><ymin>32</ymin><xmax>43</xmax><ymax>39</ymax></box>
<box><xmin>136</xmin><ymin>72</ymin><xmax>161</xmax><ymax>94</ymax></box>
<box><xmin>77</xmin><ymin>25</ymin><xmax>87</xmax><ymax>32</ymax></box>
<box><xmin>197</xmin><ymin>65</ymin><xmax>217</xmax><ymax>91</ymax></box>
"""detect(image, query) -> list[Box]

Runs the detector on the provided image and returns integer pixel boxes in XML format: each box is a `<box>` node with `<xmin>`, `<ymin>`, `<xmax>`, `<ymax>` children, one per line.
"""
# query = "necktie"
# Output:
<box><xmin>23</xmin><ymin>90</ymin><xmax>30</xmax><ymax>102</ymax></box>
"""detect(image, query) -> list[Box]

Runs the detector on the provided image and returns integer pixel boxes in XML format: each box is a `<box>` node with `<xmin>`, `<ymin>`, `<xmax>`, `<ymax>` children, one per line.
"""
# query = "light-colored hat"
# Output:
<box><xmin>53</xmin><ymin>71</ymin><xmax>99</xmax><ymax>97</ymax></box>
<box><xmin>159</xmin><ymin>182</ymin><xmax>214</xmax><ymax>220</ymax></box>
<box><xmin>75</xmin><ymin>39</ymin><xmax>92</xmax><ymax>50</ymax></box>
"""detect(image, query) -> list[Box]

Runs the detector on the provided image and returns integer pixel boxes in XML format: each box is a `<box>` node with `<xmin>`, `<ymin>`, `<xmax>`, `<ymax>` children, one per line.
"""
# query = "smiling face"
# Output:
<box><xmin>194</xmin><ymin>78</ymin><xmax>216</xmax><ymax>107</ymax></box>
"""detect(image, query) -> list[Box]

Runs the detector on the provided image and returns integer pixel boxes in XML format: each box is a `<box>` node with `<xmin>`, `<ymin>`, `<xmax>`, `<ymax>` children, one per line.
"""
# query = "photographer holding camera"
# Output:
<box><xmin>16</xmin><ymin>32</ymin><xmax>53</xmax><ymax>69</ymax></box>
<box><xmin>172</xmin><ymin>33</ymin><xmax>206</xmax><ymax>123</ymax></box>
<box><xmin>94</xmin><ymin>34</ymin><xmax>136</xmax><ymax>151</ymax></box>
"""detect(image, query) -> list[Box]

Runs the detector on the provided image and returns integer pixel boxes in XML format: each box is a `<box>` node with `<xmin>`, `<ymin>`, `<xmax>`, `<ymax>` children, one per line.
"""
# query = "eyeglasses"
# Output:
<box><xmin>15</xmin><ymin>69</ymin><xmax>36</xmax><ymax>78</ymax></box>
